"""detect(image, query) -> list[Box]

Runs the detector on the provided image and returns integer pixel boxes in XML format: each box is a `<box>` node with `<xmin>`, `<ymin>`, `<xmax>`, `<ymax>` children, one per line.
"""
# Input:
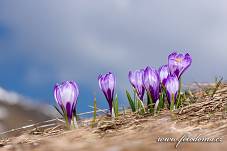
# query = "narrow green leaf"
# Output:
<box><xmin>74</xmin><ymin>109</ymin><xmax>80</xmax><ymax>122</ymax></box>
<box><xmin>147</xmin><ymin>91</ymin><xmax>152</xmax><ymax>107</ymax></box>
<box><xmin>133</xmin><ymin>89</ymin><xmax>138</xmax><ymax>111</ymax></box>
<box><xmin>62</xmin><ymin>106</ymin><xmax>70</xmax><ymax>129</ymax></box>
<box><xmin>177</xmin><ymin>78</ymin><xmax>182</xmax><ymax>101</ymax></box>
<box><xmin>137</xmin><ymin>97</ymin><xmax>145</xmax><ymax>114</ymax></box>
<box><xmin>54</xmin><ymin>105</ymin><xmax>64</xmax><ymax>117</ymax></box>
<box><xmin>92</xmin><ymin>96</ymin><xmax>97</xmax><ymax>128</ymax></box>
<box><xmin>147</xmin><ymin>91</ymin><xmax>154</xmax><ymax>113</ymax></box>
<box><xmin>114</xmin><ymin>94</ymin><xmax>119</xmax><ymax>117</ymax></box>
<box><xmin>158</xmin><ymin>97</ymin><xmax>163</xmax><ymax>111</ymax></box>
<box><xmin>158</xmin><ymin>89</ymin><xmax>165</xmax><ymax>110</ymax></box>
<box><xmin>176</xmin><ymin>94</ymin><xmax>181</xmax><ymax>109</ymax></box>
<box><xmin>126</xmin><ymin>90</ymin><xmax>136</xmax><ymax>112</ymax></box>
<box><xmin>170</xmin><ymin>93</ymin><xmax>175</xmax><ymax>111</ymax></box>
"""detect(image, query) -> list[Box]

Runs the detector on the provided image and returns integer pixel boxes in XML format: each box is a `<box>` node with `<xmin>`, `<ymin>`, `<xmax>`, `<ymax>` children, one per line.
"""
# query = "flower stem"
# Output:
<box><xmin>176</xmin><ymin>78</ymin><xmax>182</xmax><ymax>108</ymax></box>
<box><xmin>170</xmin><ymin>93</ymin><xmax>175</xmax><ymax>111</ymax></box>
<box><xmin>60</xmin><ymin>105</ymin><xmax>70</xmax><ymax>129</ymax></box>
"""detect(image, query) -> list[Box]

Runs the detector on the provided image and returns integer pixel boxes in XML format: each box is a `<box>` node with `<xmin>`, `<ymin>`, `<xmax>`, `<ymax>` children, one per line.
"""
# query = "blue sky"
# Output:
<box><xmin>0</xmin><ymin>0</ymin><xmax>227</xmax><ymax>113</ymax></box>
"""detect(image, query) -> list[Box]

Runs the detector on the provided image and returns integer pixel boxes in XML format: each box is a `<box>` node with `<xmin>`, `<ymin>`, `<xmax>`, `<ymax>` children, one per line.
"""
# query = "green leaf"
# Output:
<box><xmin>133</xmin><ymin>89</ymin><xmax>138</xmax><ymax>111</ymax></box>
<box><xmin>176</xmin><ymin>94</ymin><xmax>181</xmax><ymax>109</ymax></box>
<box><xmin>137</xmin><ymin>97</ymin><xmax>146</xmax><ymax>114</ymax></box>
<box><xmin>62</xmin><ymin>106</ymin><xmax>70</xmax><ymax>129</ymax></box>
<box><xmin>92</xmin><ymin>96</ymin><xmax>97</xmax><ymax>128</ymax></box>
<box><xmin>126</xmin><ymin>90</ymin><xmax>136</xmax><ymax>112</ymax></box>
<box><xmin>158</xmin><ymin>90</ymin><xmax>165</xmax><ymax>110</ymax></box>
<box><xmin>73</xmin><ymin>109</ymin><xmax>80</xmax><ymax>122</ymax></box>
<box><xmin>113</xmin><ymin>94</ymin><xmax>119</xmax><ymax>117</ymax></box>
<box><xmin>170</xmin><ymin>93</ymin><xmax>175</xmax><ymax>111</ymax></box>
<box><xmin>54</xmin><ymin>105</ymin><xmax>64</xmax><ymax>117</ymax></box>
<box><xmin>177</xmin><ymin>78</ymin><xmax>182</xmax><ymax>101</ymax></box>
<box><xmin>147</xmin><ymin>91</ymin><xmax>152</xmax><ymax>107</ymax></box>
<box><xmin>147</xmin><ymin>91</ymin><xmax>154</xmax><ymax>113</ymax></box>
<box><xmin>158</xmin><ymin>98</ymin><xmax>163</xmax><ymax>111</ymax></box>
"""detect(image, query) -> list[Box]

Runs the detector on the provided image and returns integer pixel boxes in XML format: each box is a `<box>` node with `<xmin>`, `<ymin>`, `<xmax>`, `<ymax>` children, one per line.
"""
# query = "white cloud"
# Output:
<box><xmin>0</xmin><ymin>87</ymin><xmax>57</xmax><ymax>117</ymax></box>
<box><xmin>0</xmin><ymin>87</ymin><xmax>22</xmax><ymax>105</ymax></box>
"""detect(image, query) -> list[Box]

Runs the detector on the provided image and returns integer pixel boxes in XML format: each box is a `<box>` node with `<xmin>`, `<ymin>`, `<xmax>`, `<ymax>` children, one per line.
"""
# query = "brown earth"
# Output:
<box><xmin>0</xmin><ymin>83</ymin><xmax>227</xmax><ymax>151</ymax></box>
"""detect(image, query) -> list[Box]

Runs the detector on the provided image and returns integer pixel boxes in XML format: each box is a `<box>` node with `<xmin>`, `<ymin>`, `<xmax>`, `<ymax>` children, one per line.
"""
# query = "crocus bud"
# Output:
<box><xmin>143</xmin><ymin>66</ymin><xmax>160</xmax><ymax>103</ymax></box>
<box><xmin>168</xmin><ymin>52</ymin><xmax>192</xmax><ymax>79</ymax></box>
<box><xmin>98</xmin><ymin>72</ymin><xmax>116</xmax><ymax>113</ymax></box>
<box><xmin>128</xmin><ymin>69</ymin><xmax>145</xmax><ymax>101</ymax></box>
<box><xmin>54</xmin><ymin>81</ymin><xmax>79</xmax><ymax>125</ymax></box>
<box><xmin>159</xmin><ymin>65</ymin><xmax>170</xmax><ymax>85</ymax></box>
<box><xmin>165</xmin><ymin>74</ymin><xmax>179</xmax><ymax>105</ymax></box>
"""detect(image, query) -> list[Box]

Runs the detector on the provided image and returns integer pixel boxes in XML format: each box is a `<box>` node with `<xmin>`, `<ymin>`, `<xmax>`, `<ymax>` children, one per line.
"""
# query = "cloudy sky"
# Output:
<box><xmin>0</xmin><ymin>0</ymin><xmax>227</xmax><ymax>112</ymax></box>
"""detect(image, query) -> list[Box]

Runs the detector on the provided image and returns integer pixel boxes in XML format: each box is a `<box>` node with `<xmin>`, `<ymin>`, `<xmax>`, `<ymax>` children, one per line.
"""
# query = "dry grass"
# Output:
<box><xmin>176</xmin><ymin>83</ymin><xmax>227</xmax><ymax>125</ymax></box>
<box><xmin>0</xmin><ymin>83</ymin><xmax>227</xmax><ymax>151</ymax></box>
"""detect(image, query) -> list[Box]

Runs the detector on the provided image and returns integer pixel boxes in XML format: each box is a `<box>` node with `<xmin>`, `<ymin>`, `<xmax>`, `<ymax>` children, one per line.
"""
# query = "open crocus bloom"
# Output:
<box><xmin>128</xmin><ymin>69</ymin><xmax>145</xmax><ymax>101</ymax></box>
<box><xmin>54</xmin><ymin>81</ymin><xmax>79</xmax><ymax>124</ymax></box>
<box><xmin>98</xmin><ymin>72</ymin><xmax>116</xmax><ymax>113</ymax></box>
<box><xmin>165</xmin><ymin>74</ymin><xmax>179</xmax><ymax>105</ymax></box>
<box><xmin>168</xmin><ymin>52</ymin><xmax>192</xmax><ymax>79</ymax></box>
<box><xmin>143</xmin><ymin>66</ymin><xmax>160</xmax><ymax>103</ymax></box>
<box><xmin>159</xmin><ymin>65</ymin><xmax>170</xmax><ymax>85</ymax></box>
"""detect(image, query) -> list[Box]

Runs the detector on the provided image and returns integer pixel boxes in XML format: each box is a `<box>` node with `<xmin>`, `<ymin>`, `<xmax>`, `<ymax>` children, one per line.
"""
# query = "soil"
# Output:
<box><xmin>0</xmin><ymin>83</ymin><xmax>227</xmax><ymax>151</ymax></box>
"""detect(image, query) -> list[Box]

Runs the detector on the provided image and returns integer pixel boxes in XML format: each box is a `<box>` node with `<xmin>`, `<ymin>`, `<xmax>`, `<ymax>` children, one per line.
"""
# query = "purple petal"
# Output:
<box><xmin>106</xmin><ymin>72</ymin><xmax>116</xmax><ymax>92</ymax></box>
<box><xmin>168</xmin><ymin>52</ymin><xmax>192</xmax><ymax>78</ymax></box>
<box><xmin>128</xmin><ymin>69</ymin><xmax>145</xmax><ymax>100</ymax></box>
<box><xmin>69</xmin><ymin>81</ymin><xmax>79</xmax><ymax>110</ymax></box>
<box><xmin>60</xmin><ymin>81</ymin><xmax>75</xmax><ymax>106</ymax></box>
<box><xmin>165</xmin><ymin>74</ymin><xmax>179</xmax><ymax>104</ymax></box>
<box><xmin>128</xmin><ymin>71</ymin><xmax>136</xmax><ymax>88</ymax></box>
<box><xmin>54</xmin><ymin>83</ymin><xmax>62</xmax><ymax>106</ymax></box>
<box><xmin>143</xmin><ymin>66</ymin><xmax>160</xmax><ymax>102</ymax></box>
<box><xmin>66</xmin><ymin>102</ymin><xmax>72</xmax><ymax>124</ymax></box>
<box><xmin>159</xmin><ymin>65</ymin><xmax>170</xmax><ymax>85</ymax></box>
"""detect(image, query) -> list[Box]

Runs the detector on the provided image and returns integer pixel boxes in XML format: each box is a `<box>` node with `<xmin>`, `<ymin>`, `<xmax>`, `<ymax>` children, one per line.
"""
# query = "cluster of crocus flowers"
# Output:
<box><xmin>54</xmin><ymin>51</ymin><xmax>192</xmax><ymax>128</ymax></box>
<box><xmin>127</xmin><ymin>52</ymin><xmax>192</xmax><ymax>111</ymax></box>
<box><xmin>54</xmin><ymin>81</ymin><xmax>79</xmax><ymax>128</ymax></box>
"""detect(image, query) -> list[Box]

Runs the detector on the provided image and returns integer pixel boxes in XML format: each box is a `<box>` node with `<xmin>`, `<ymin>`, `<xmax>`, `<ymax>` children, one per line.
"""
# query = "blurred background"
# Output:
<box><xmin>0</xmin><ymin>0</ymin><xmax>227</xmax><ymax>131</ymax></box>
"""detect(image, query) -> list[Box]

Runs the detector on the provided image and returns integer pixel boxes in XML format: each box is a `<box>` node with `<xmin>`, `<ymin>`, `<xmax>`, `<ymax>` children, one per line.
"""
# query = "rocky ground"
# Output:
<box><xmin>0</xmin><ymin>83</ymin><xmax>227</xmax><ymax>151</ymax></box>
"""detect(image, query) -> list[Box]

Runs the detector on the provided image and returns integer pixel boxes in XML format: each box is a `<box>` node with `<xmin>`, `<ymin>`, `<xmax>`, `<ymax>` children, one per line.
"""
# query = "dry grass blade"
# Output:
<box><xmin>176</xmin><ymin>83</ymin><xmax>227</xmax><ymax>125</ymax></box>
<box><xmin>211</xmin><ymin>77</ymin><xmax>223</xmax><ymax>98</ymax></box>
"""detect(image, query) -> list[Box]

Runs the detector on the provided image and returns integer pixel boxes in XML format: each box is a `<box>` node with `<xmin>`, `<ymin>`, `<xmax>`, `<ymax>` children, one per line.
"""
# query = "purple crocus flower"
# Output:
<box><xmin>165</xmin><ymin>74</ymin><xmax>179</xmax><ymax>105</ymax></box>
<box><xmin>128</xmin><ymin>69</ymin><xmax>145</xmax><ymax>101</ymax></box>
<box><xmin>143</xmin><ymin>66</ymin><xmax>160</xmax><ymax>103</ymax></box>
<box><xmin>168</xmin><ymin>52</ymin><xmax>192</xmax><ymax>79</ymax></box>
<box><xmin>159</xmin><ymin>65</ymin><xmax>170</xmax><ymax>85</ymax></box>
<box><xmin>98</xmin><ymin>72</ymin><xmax>116</xmax><ymax>113</ymax></box>
<box><xmin>54</xmin><ymin>81</ymin><xmax>79</xmax><ymax>124</ymax></box>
